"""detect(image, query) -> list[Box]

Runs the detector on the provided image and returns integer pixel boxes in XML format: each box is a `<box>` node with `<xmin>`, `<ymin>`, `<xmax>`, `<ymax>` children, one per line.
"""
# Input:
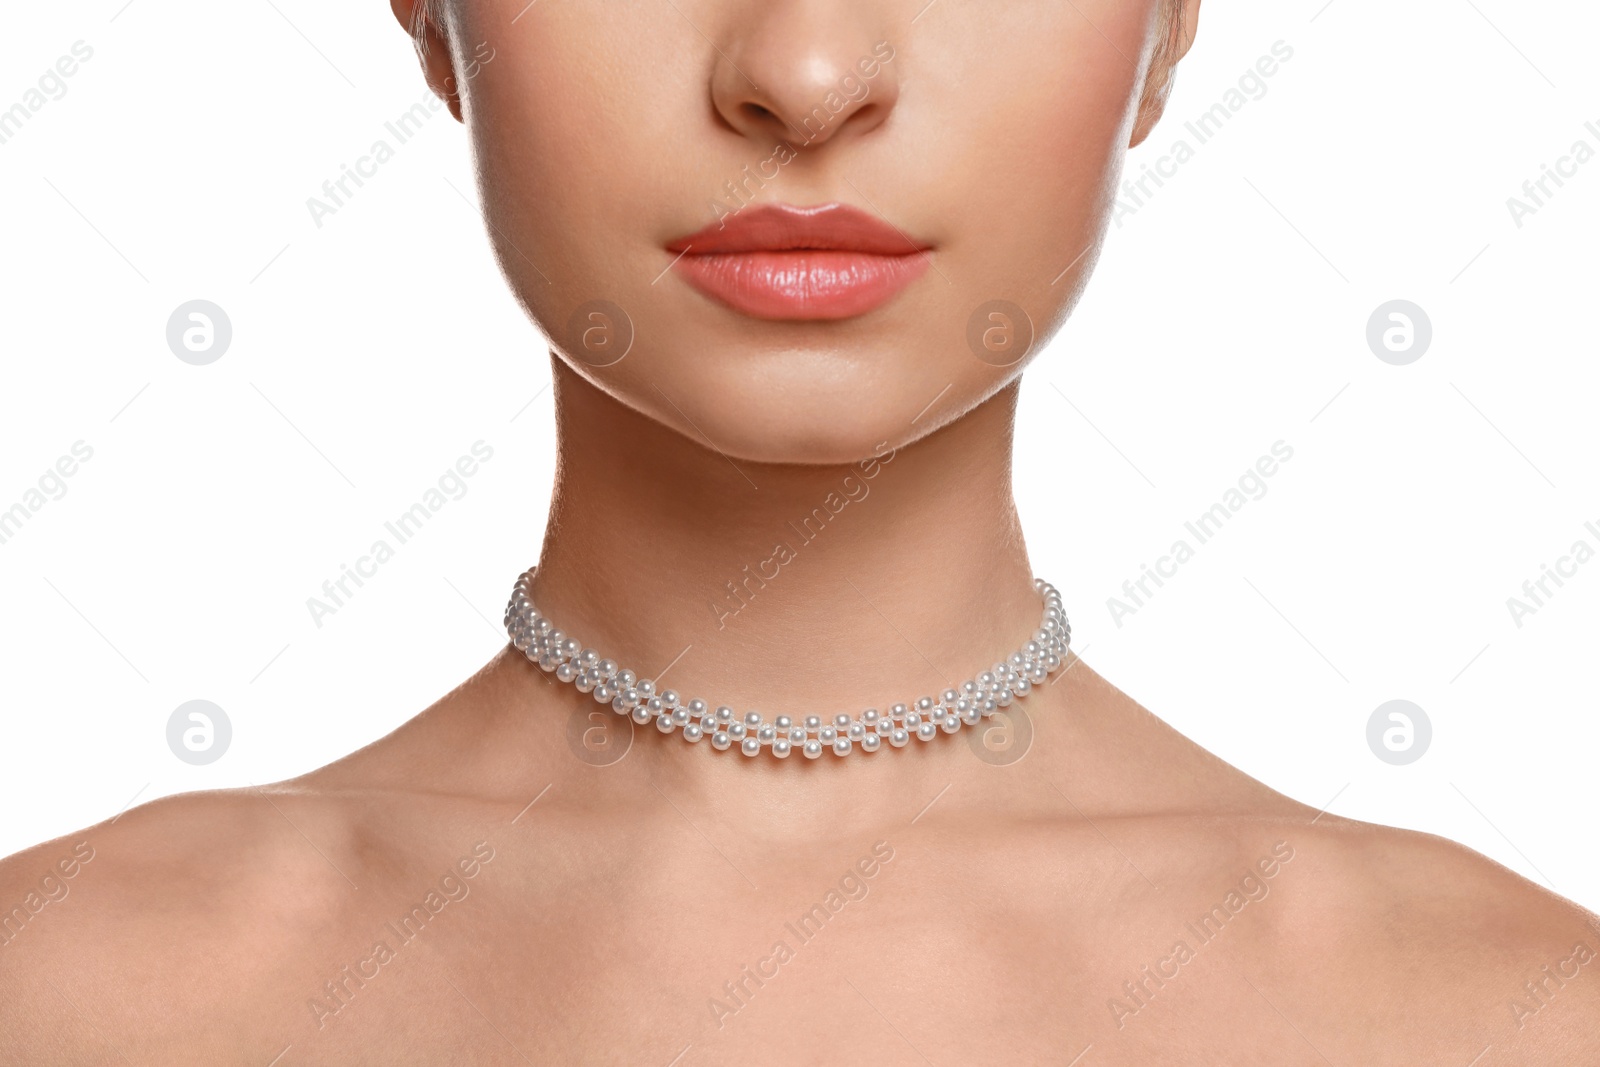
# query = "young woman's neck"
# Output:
<box><xmin>528</xmin><ymin>357</ymin><xmax>1042</xmax><ymax>715</ymax></box>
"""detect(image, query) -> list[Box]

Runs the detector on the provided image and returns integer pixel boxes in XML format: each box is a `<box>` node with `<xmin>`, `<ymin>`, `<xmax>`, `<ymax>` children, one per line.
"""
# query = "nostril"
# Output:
<box><xmin>741</xmin><ymin>102</ymin><xmax>780</xmax><ymax>125</ymax></box>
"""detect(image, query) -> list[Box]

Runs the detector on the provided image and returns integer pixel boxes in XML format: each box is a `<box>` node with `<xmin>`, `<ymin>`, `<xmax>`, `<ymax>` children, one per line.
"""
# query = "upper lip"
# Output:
<box><xmin>665</xmin><ymin>202</ymin><xmax>930</xmax><ymax>256</ymax></box>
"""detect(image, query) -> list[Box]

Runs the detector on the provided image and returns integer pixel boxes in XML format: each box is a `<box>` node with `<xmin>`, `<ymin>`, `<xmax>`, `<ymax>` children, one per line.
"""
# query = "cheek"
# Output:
<box><xmin>460</xmin><ymin>4</ymin><xmax>690</xmax><ymax>313</ymax></box>
<box><xmin>926</xmin><ymin>8</ymin><xmax>1145</xmax><ymax>287</ymax></box>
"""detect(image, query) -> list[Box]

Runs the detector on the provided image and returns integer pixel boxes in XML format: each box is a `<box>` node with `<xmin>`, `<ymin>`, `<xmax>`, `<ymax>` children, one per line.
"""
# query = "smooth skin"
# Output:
<box><xmin>4</xmin><ymin>0</ymin><xmax>1598</xmax><ymax>1063</ymax></box>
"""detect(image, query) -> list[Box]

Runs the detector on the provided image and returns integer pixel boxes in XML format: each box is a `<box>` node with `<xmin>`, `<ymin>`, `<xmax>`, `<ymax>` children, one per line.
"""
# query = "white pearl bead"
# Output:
<box><xmin>803</xmin><ymin>740</ymin><xmax>823</xmax><ymax>759</ymax></box>
<box><xmin>832</xmin><ymin>738</ymin><xmax>851</xmax><ymax>757</ymax></box>
<box><xmin>833</xmin><ymin>713</ymin><xmax>851</xmax><ymax>729</ymax></box>
<box><xmin>656</xmin><ymin>715</ymin><xmax>676</xmax><ymax>734</ymax></box>
<box><xmin>818</xmin><ymin>726</ymin><xmax>836</xmax><ymax>744</ymax></box>
<box><xmin>789</xmin><ymin>727</ymin><xmax>807</xmax><ymax>744</ymax></box>
<box><xmin>804</xmin><ymin>716</ymin><xmax>821</xmax><ymax>731</ymax></box>
<box><xmin>688</xmin><ymin>698</ymin><xmax>707</xmax><ymax>715</ymax></box>
<box><xmin>775</xmin><ymin>715</ymin><xmax>793</xmax><ymax>730</ymax></box>
<box><xmin>940</xmin><ymin>716</ymin><xmax>960</xmax><ymax>734</ymax></box>
<box><xmin>917</xmin><ymin>722</ymin><xmax>938</xmax><ymax>742</ymax></box>
<box><xmin>889</xmin><ymin>728</ymin><xmax>909</xmax><ymax>748</ymax></box>
<box><xmin>745</xmin><ymin>711</ymin><xmax>762</xmax><ymax>727</ymax></box>
<box><xmin>758</xmin><ymin>725</ymin><xmax>777</xmax><ymax>743</ymax></box>
<box><xmin>741</xmin><ymin>738</ymin><xmax>761</xmax><ymax>757</ymax></box>
<box><xmin>861</xmin><ymin>733</ymin><xmax>881</xmax><ymax>753</ymax></box>
<box><xmin>683</xmin><ymin>724</ymin><xmax>704</xmax><ymax>742</ymax></box>
<box><xmin>631</xmin><ymin>706</ymin><xmax>652</xmax><ymax>725</ymax></box>
<box><xmin>712</xmin><ymin>731</ymin><xmax>732</xmax><ymax>751</ymax></box>
<box><xmin>772</xmin><ymin>739</ymin><xmax>791</xmax><ymax>758</ymax></box>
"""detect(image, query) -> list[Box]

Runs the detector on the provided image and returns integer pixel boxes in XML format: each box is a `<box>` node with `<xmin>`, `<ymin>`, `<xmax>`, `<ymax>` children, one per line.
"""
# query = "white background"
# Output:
<box><xmin>1</xmin><ymin>0</ymin><xmax>1596</xmax><ymax>910</ymax></box>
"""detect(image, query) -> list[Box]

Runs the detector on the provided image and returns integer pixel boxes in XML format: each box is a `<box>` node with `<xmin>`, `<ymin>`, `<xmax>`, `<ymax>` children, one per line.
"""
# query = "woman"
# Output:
<box><xmin>3</xmin><ymin>0</ymin><xmax>1596</xmax><ymax>1062</ymax></box>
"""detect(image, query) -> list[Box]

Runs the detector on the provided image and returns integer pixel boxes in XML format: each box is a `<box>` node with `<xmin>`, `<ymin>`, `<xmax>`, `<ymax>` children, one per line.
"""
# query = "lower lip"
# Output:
<box><xmin>670</xmin><ymin>250</ymin><xmax>931</xmax><ymax>321</ymax></box>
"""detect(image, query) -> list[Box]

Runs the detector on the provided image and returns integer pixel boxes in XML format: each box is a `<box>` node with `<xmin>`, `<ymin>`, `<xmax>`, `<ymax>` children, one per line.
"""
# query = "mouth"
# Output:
<box><xmin>664</xmin><ymin>202</ymin><xmax>933</xmax><ymax>321</ymax></box>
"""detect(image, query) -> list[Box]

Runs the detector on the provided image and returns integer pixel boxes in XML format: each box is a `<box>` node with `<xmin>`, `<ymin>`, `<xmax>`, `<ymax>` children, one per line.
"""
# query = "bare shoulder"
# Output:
<box><xmin>1221</xmin><ymin>811</ymin><xmax>1600</xmax><ymax>1060</ymax></box>
<box><xmin>0</xmin><ymin>782</ymin><xmax>390</xmax><ymax>1062</ymax></box>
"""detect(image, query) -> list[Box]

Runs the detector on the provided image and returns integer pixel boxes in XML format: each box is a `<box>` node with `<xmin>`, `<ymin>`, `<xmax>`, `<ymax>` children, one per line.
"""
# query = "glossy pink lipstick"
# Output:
<box><xmin>665</xmin><ymin>203</ymin><xmax>932</xmax><ymax>321</ymax></box>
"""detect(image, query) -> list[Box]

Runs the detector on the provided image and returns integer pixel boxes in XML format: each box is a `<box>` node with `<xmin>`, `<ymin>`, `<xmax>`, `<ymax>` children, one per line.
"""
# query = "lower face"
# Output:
<box><xmin>447</xmin><ymin>0</ymin><xmax>1160</xmax><ymax>464</ymax></box>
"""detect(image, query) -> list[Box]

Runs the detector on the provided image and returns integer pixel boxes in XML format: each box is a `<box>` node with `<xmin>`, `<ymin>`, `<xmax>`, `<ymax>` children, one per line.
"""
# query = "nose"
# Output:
<box><xmin>710</xmin><ymin>6</ymin><xmax>900</xmax><ymax>149</ymax></box>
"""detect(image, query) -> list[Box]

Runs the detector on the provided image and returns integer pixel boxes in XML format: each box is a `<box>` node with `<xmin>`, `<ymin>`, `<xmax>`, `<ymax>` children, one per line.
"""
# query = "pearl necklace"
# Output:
<box><xmin>503</xmin><ymin>569</ymin><xmax>1071</xmax><ymax>759</ymax></box>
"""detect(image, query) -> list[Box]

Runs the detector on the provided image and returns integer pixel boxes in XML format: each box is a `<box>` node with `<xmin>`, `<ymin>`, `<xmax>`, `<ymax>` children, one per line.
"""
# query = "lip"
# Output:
<box><xmin>664</xmin><ymin>203</ymin><xmax>932</xmax><ymax>321</ymax></box>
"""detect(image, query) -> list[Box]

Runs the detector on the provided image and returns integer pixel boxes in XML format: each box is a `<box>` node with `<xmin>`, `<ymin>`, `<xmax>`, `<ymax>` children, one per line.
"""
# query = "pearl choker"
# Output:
<box><xmin>503</xmin><ymin>569</ymin><xmax>1071</xmax><ymax>759</ymax></box>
